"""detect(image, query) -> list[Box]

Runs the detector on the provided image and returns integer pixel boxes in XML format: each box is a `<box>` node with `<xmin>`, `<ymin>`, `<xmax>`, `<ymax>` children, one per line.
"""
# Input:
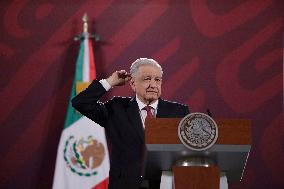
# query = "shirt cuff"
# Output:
<box><xmin>99</xmin><ymin>79</ymin><xmax>112</xmax><ymax>91</ymax></box>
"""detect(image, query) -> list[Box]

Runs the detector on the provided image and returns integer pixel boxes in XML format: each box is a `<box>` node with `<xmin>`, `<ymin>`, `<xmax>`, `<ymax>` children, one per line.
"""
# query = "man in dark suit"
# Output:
<box><xmin>72</xmin><ymin>58</ymin><xmax>189</xmax><ymax>189</ymax></box>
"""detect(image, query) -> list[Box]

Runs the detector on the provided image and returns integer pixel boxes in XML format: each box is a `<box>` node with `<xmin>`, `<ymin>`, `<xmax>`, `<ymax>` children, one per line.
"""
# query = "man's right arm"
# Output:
<box><xmin>71</xmin><ymin>70</ymin><xmax>131</xmax><ymax>125</ymax></box>
<box><xmin>71</xmin><ymin>80</ymin><xmax>109</xmax><ymax>126</ymax></box>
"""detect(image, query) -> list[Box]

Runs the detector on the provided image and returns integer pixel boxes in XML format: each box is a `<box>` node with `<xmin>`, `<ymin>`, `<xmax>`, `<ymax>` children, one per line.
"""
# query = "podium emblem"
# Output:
<box><xmin>178</xmin><ymin>113</ymin><xmax>218</xmax><ymax>151</ymax></box>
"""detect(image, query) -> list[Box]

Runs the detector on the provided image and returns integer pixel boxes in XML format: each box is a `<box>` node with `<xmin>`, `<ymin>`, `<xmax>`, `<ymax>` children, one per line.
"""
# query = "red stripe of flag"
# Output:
<box><xmin>88</xmin><ymin>39</ymin><xmax>96</xmax><ymax>80</ymax></box>
<box><xmin>92</xmin><ymin>178</ymin><xmax>109</xmax><ymax>189</ymax></box>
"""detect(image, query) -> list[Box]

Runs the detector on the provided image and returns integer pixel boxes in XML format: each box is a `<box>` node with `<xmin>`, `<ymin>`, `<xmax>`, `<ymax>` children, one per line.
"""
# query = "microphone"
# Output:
<box><xmin>206</xmin><ymin>109</ymin><xmax>212</xmax><ymax>118</ymax></box>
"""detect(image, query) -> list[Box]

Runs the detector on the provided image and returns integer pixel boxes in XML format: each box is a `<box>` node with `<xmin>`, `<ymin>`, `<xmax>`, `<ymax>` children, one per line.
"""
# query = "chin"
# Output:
<box><xmin>146</xmin><ymin>96</ymin><xmax>158</xmax><ymax>102</ymax></box>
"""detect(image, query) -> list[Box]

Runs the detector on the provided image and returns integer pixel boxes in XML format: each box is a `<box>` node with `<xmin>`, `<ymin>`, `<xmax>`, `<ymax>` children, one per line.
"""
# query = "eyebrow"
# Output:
<box><xmin>142</xmin><ymin>76</ymin><xmax>162</xmax><ymax>79</ymax></box>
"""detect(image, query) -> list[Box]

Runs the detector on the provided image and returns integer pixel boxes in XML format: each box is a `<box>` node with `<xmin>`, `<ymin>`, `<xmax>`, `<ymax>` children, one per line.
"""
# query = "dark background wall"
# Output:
<box><xmin>0</xmin><ymin>0</ymin><xmax>283</xmax><ymax>188</ymax></box>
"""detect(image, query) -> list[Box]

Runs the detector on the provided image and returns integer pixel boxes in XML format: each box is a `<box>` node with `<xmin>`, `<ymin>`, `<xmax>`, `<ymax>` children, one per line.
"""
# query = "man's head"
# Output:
<box><xmin>129</xmin><ymin>58</ymin><xmax>163</xmax><ymax>105</ymax></box>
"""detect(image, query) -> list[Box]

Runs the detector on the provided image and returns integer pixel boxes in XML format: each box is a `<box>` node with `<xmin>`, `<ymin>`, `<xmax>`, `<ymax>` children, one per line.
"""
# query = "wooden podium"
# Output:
<box><xmin>144</xmin><ymin>118</ymin><xmax>251</xmax><ymax>189</ymax></box>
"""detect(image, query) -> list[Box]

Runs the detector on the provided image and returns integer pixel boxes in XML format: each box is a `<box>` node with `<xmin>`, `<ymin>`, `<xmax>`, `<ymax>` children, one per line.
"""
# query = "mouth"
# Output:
<box><xmin>146</xmin><ymin>91</ymin><xmax>158</xmax><ymax>94</ymax></box>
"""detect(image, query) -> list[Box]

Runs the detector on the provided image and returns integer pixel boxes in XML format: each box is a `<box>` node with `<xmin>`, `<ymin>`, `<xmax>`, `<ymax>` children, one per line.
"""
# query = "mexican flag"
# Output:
<box><xmin>52</xmin><ymin>33</ymin><xmax>109</xmax><ymax>189</ymax></box>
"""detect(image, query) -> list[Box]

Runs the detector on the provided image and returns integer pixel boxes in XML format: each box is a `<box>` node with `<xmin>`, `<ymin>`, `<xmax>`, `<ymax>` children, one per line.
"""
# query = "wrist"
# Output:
<box><xmin>106</xmin><ymin>77</ymin><xmax>116</xmax><ymax>87</ymax></box>
<box><xmin>99</xmin><ymin>79</ymin><xmax>112</xmax><ymax>91</ymax></box>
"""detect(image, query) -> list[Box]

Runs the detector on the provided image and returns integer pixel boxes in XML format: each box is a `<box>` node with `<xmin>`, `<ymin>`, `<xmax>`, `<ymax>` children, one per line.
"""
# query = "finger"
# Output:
<box><xmin>118</xmin><ymin>71</ymin><xmax>129</xmax><ymax>78</ymax></box>
<box><xmin>125</xmin><ymin>75</ymin><xmax>132</xmax><ymax>82</ymax></box>
<box><xmin>122</xmin><ymin>73</ymin><xmax>131</xmax><ymax>78</ymax></box>
<box><xmin>117</xmin><ymin>70</ymin><xmax>126</xmax><ymax>74</ymax></box>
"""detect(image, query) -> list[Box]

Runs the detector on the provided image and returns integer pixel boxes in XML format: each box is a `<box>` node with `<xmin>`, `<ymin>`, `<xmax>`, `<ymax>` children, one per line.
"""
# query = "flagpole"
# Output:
<box><xmin>82</xmin><ymin>13</ymin><xmax>89</xmax><ymax>34</ymax></box>
<box><xmin>74</xmin><ymin>13</ymin><xmax>100</xmax><ymax>41</ymax></box>
<box><xmin>75</xmin><ymin>13</ymin><xmax>97</xmax><ymax>89</ymax></box>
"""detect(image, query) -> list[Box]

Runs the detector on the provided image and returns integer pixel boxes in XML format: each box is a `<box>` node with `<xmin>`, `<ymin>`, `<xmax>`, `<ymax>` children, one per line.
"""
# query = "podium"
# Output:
<box><xmin>144</xmin><ymin>118</ymin><xmax>251</xmax><ymax>189</ymax></box>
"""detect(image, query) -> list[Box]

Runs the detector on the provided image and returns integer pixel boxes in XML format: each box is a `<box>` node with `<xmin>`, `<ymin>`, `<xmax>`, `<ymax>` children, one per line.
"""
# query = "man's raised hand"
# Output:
<box><xmin>106</xmin><ymin>70</ymin><xmax>131</xmax><ymax>87</ymax></box>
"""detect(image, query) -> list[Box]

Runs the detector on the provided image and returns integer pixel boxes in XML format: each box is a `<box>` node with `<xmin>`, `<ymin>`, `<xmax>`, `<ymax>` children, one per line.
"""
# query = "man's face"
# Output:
<box><xmin>130</xmin><ymin>65</ymin><xmax>162</xmax><ymax>104</ymax></box>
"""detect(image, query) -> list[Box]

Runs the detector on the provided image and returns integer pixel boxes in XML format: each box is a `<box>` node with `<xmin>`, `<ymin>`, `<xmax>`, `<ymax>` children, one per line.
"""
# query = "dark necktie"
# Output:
<box><xmin>141</xmin><ymin>105</ymin><xmax>153</xmax><ymax>178</ymax></box>
<box><xmin>143</xmin><ymin>105</ymin><xmax>153</xmax><ymax>118</ymax></box>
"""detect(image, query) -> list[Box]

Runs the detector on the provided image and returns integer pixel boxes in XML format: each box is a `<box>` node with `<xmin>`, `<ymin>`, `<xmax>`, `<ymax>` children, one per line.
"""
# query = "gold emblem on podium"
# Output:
<box><xmin>178</xmin><ymin>112</ymin><xmax>218</xmax><ymax>151</ymax></box>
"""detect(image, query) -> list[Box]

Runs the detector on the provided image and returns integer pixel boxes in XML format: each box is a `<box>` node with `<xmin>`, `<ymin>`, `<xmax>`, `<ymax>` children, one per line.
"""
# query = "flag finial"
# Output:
<box><xmin>82</xmin><ymin>13</ymin><xmax>88</xmax><ymax>33</ymax></box>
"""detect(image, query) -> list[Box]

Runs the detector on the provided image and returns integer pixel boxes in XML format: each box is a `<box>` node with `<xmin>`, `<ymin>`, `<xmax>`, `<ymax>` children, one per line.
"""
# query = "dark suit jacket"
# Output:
<box><xmin>72</xmin><ymin>80</ymin><xmax>189</xmax><ymax>189</ymax></box>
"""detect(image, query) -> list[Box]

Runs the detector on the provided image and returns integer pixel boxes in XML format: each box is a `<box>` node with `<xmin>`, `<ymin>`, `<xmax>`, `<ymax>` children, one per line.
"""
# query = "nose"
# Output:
<box><xmin>149</xmin><ymin>79</ymin><xmax>157</xmax><ymax>88</ymax></box>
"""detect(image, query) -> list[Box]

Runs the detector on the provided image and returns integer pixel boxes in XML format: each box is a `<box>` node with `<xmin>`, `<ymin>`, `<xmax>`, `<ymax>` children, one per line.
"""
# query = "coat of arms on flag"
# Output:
<box><xmin>64</xmin><ymin>135</ymin><xmax>106</xmax><ymax>177</ymax></box>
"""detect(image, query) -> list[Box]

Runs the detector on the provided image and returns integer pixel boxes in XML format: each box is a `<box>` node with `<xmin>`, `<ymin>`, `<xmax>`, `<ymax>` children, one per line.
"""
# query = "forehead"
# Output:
<box><xmin>136</xmin><ymin>65</ymin><xmax>162</xmax><ymax>76</ymax></box>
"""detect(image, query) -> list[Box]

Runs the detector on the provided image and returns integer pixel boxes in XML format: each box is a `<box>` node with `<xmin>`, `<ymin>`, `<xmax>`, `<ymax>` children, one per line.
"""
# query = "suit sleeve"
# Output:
<box><xmin>71</xmin><ymin>79</ymin><xmax>109</xmax><ymax>126</ymax></box>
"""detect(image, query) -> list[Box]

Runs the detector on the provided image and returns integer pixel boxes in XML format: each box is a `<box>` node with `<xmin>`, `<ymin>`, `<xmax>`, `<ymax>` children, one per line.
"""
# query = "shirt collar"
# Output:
<box><xmin>135</xmin><ymin>95</ymin><xmax>159</xmax><ymax>111</ymax></box>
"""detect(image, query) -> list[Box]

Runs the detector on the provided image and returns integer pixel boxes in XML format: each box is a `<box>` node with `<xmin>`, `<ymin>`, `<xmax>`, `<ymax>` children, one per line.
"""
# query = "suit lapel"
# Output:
<box><xmin>126</xmin><ymin>97</ymin><xmax>144</xmax><ymax>142</ymax></box>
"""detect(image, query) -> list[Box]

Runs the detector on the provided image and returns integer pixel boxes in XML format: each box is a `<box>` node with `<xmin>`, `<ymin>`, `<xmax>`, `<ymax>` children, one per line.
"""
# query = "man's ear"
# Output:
<box><xmin>129</xmin><ymin>78</ymin><xmax>136</xmax><ymax>92</ymax></box>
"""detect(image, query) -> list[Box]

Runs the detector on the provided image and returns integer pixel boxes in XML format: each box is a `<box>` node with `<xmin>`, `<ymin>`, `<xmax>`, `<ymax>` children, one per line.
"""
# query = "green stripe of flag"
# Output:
<box><xmin>63</xmin><ymin>40</ymin><xmax>85</xmax><ymax>129</ymax></box>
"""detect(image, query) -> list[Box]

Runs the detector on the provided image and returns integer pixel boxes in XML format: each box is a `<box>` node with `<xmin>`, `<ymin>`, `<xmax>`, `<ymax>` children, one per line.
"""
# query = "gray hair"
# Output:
<box><xmin>129</xmin><ymin>58</ymin><xmax>163</xmax><ymax>76</ymax></box>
